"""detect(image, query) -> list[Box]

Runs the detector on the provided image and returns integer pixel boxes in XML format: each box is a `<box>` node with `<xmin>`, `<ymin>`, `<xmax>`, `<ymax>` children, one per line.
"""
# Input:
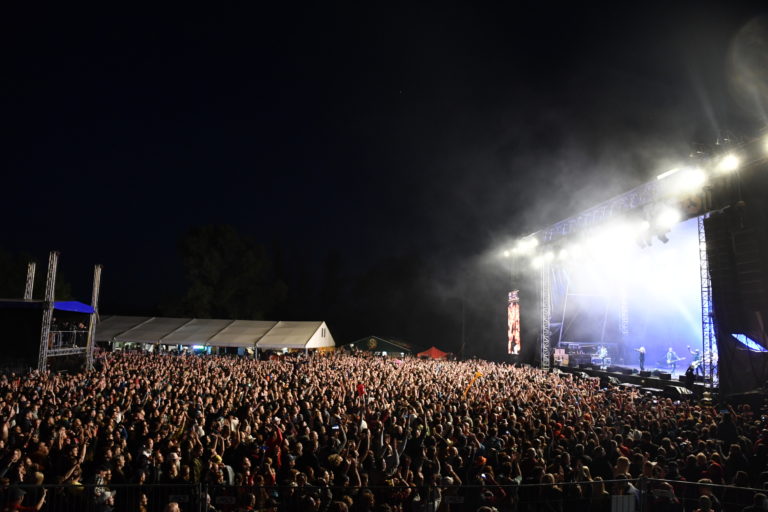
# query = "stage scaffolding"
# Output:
<box><xmin>34</xmin><ymin>251</ymin><xmax>102</xmax><ymax>371</ymax></box>
<box><xmin>534</xmin><ymin>183</ymin><xmax>717</xmax><ymax>377</ymax></box>
<box><xmin>698</xmin><ymin>216</ymin><xmax>717</xmax><ymax>386</ymax></box>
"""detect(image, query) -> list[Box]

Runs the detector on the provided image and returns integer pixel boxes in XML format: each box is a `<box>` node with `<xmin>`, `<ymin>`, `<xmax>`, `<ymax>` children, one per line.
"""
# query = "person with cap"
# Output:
<box><xmin>2</xmin><ymin>487</ymin><xmax>47</xmax><ymax>511</ymax></box>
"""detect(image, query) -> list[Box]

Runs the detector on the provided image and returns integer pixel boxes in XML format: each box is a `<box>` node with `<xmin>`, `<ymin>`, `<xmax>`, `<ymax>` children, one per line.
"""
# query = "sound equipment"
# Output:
<box><xmin>664</xmin><ymin>385</ymin><xmax>694</xmax><ymax>399</ymax></box>
<box><xmin>658</xmin><ymin>372</ymin><xmax>672</xmax><ymax>380</ymax></box>
<box><xmin>620</xmin><ymin>368</ymin><xmax>634</xmax><ymax>375</ymax></box>
<box><xmin>639</xmin><ymin>371</ymin><xmax>652</xmax><ymax>377</ymax></box>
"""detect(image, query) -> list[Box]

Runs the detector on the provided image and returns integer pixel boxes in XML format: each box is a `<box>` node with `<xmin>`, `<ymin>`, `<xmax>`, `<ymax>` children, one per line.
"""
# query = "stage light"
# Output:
<box><xmin>544</xmin><ymin>251</ymin><xmax>555</xmax><ymax>261</ymax></box>
<box><xmin>656</xmin><ymin>208</ymin><xmax>682</xmax><ymax>229</ymax></box>
<box><xmin>715</xmin><ymin>153</ymin><xmax>740</xmax><ymax>174</ymax></box>
<box><xmin>558</xmin><ymin>248</ymin><xmax>569</xmax><ymax>260</ymax></box>
<box><xmin>503</xmin><ymin>250</ymin><xmax>511</xmax><ymax>258</ymax></box>
<box><xmin>638</xmin><ymin>220</ymin><xmax>651</xmax><ymax>232</ymax></box>
<box><xmin>514</xmin><ymin>237</ymin><xmax>539</xmax><ymax>255</ymax></box>
<box><xmin>569</xmin><ymin>243</ymin><xmax>583</xmax><ymax>258</ymax></box>
<box><xmin>656</xmin><ymin>168</ymin><xmax>680</xmax><ymax>181</ymax></box>
<box><xmin>531</xmin><ymin>256</ymin><xmax>543</xmax><ymax>269</ymax></box>
<box><xmin>677</xmin><ymin>167</ymin><xmax>707</xmax><ymax>192</ymax></box>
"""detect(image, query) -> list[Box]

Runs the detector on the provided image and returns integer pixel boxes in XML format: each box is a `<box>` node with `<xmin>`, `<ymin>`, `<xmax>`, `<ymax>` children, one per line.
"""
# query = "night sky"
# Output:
<box><xmin>3</xmin><ymin>3</ymin><xmax>768</xmax><ymax>353</ymax></box>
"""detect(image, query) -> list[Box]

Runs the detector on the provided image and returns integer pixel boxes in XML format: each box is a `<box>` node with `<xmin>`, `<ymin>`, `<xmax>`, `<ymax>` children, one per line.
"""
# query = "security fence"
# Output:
<box><xmin>1</xmin><ymin>478</ymin><xmax>765</xmax><ymax>512</ymax></box>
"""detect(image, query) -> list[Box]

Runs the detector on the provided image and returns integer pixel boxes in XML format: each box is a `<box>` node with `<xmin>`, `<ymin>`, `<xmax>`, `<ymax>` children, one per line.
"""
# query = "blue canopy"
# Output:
<box><xmin>54</xmin><ymin>301</ymin><xmax>95</xmax><ymax>314</ymax></box>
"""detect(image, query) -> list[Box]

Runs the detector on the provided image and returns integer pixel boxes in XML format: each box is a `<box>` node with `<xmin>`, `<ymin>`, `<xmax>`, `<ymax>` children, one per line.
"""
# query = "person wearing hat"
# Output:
<box><xmin>3</xmin><ymin>487</ymin><xmax>47</xmax><ymax>511</ymax></box>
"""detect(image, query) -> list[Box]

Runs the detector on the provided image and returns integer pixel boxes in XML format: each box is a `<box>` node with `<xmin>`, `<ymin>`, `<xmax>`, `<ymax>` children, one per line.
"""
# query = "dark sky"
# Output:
<box><xmin>3</xmin><ymin>3</ymin><xmax>768</xmax><ymax>348</ymax></box>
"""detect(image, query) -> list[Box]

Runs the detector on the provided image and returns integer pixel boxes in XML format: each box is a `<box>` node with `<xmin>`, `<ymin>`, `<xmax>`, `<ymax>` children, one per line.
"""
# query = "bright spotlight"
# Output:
<box><xmin>638</xmin><ymin>220</ymin><xmax>651</xmax><ymax>232</ymax></box>
<box><xmin>678</xmin><ymin>167</ymin><xmax>707</xmax><ymax>191</ymax></box>
<box><xmin>569</xmin><ymin>244</ymin><xmax>583</xmax><ymax>258</ymax></box>
<box><xmin>656</xmin><ymin>208</ymin><xmax>682</xmax><ymax>229</ymax></box>
<box><xmin>531</xmin><ymin>256</ymin><xmax>543</xmax><ymax>269</ymax></box>
<box><xmin>656</xmin><ymin>168</ymin><xmax>680</xmax><ymax>180</ymax></box>
<box><xmin>558</xmin><ymin>248</ymin><xmax>569</xmax><ymax>260</ymax></box>
<box><xmin>715</xmin><ymin>153</ymin><xmax>740</xmax><ymax>174</ymax></box>
<box><xmin>503</xmin><ymin>250</ymin><xmax>510</xmax><ymax>258</ymax></box>
<box><xmin>544</xmin><ymin>251</ymin><xmax>555</xmax><ymax>261</ymax></box>
<box><xmin>514</xmin><ymin>237</ymin><xmax>539</xmax><ymax>255</ymax></box>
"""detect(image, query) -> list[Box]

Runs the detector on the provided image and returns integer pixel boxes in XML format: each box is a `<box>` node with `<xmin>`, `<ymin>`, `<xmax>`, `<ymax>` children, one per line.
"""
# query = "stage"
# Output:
<box><xmin>554</xmin><ymin>361</ymin><xmax>716</xmax><ymax>398</ymax></box>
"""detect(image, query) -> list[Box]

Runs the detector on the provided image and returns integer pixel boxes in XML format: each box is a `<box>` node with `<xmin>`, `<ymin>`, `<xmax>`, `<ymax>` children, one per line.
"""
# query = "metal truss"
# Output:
<box><xmin>541</xmin><ymin>180</ymin><xmax>661</xmax><ymax>243</ymax></box>
<box><xmin>86</xmin><ymin>265</ymin><xmax>103</xmax><ymax>370</ymax></box>
<box><xmin>47</xmin><ymin>347</ymin><xmax>87</xmax><ymax>357</ymax></box>
<box><xmin>24</xmin><ymin>262</ymin><xmax>36</xmax><ymax>300</ymax></box>
<box><xmin>698</xmin><ymin>216</ymin><xmax>717</xmax><ymax>386</ymax></box>
<box><xmin>541</xmin><ymin>262</ymin><xmax>552</xmax><ymax>370</ymax></box>
<box><xmin>38</xmin><ymin>252</ymin><xmax>59</xmax><ymax>371</ymax></box>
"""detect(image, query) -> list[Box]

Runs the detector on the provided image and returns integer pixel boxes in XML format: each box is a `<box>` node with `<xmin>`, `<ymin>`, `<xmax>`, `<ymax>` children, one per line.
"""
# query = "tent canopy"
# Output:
<box><xmin>95</xmin><ymin>316</ymin><xmax>334</xmax><ymax>349</ymax></box>
<box><xmin>256</xmin><ymin>321</ymin><xmax>334</xmax><ymax>350</ymax></box>
<box><xmin>417</xmin><ymin>346</ymin><xmax>449</xmax><ymax>360</ymax></box>
<box><xmin>0</xmin><ymin>299</ymin><xmax>94</xmax><ymax>314</ymax></box>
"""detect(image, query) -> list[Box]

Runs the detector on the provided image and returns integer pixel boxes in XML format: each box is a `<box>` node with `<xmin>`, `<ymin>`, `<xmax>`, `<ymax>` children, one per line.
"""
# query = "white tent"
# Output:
<box><xmin>208</xmin><ymin>320</ymin><xmax>277</xmax><ymax>347</ymax></box>
<box><xmin>95</xmin><ymin>316</ymin><xmax>334</xmax><ymax>350</ymax></box>
<box><xmin>256</xmin><ymin>321</ymin><xmax>335</xmax><ymax>350</ymax></box>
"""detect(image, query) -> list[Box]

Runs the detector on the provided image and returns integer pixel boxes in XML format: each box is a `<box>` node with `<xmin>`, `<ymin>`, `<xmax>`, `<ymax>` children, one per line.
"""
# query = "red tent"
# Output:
<box><xmin>417</xmin><ymin>346</ymin><xmax>449</xmax><ymax>360</ymax></box>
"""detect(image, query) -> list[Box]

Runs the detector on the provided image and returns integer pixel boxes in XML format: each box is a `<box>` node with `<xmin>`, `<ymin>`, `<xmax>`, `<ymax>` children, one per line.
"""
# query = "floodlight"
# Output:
<box><xmin>558</xmin><ymin>248</ymin><xmax>569</xmax><ymax>260</ymax></box>
<box><xmin>569</xmin><ymin>244</ymin><xmax>583</xmax><ymax>258</ymax></box>
<box><xmin>656</xmin><ymin>168</ymin><xmax>680</xmax><ymax>180</ymax></box>
<box><xmin>678</xmin><ymin>167</ymin><xmax>707</xmax><ymax>191</ymax></box>
<box><xmin>544</xmin><ymin>251</ymin><xmax>555</xmax><ymax>261</ymax></box>
<box><xmin>656</xmin><ymin>208</ymin><xmax>682</xmax><ymax>229</ymax></box>
<box><xmin>503</xmin><ymin>250</ymin><xmax>510</xmax><ymax>258</ymax></box>
<box><xmin>514</xmin><ymin>237</ymin><xmax>539</xmax><ymax>255</ymax></box>
<box><xmin>638</xmin><ymin>220</ymin><xmax>650</xmax><ymax>232</ymax></box>
<box><xmin>715</xmin><ymin>153</ymin><xmax>740</xmax><ymax>174</ymax></box>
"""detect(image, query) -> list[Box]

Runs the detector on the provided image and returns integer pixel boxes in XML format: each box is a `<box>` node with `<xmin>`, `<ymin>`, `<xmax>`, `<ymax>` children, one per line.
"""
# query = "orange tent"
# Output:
<box><xmin>417</xmin><ymin>346</ymin><xmax>449</xmax><ymax>360</ymax></box>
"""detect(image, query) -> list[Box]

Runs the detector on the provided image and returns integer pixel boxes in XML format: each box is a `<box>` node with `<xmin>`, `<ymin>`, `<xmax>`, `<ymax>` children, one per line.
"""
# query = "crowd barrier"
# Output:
<box><xmin>1</xmin><ymin>478</ymin><xmax>765</xmax><ymax>511</ymax></box>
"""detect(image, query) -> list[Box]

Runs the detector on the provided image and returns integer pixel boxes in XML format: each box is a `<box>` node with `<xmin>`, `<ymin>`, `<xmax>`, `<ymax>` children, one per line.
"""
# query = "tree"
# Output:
<box><xmin>176</xmin><ymin>225</ymin><xmax>286</xmax><ymax>319</ymax></box>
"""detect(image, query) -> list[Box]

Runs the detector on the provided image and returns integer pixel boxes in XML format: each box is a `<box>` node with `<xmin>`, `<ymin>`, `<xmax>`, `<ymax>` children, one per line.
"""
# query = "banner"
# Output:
<box><xmin>508</xmin><ymin>290</ymin><xmax>521</xmax><ymax>354</ymax></box>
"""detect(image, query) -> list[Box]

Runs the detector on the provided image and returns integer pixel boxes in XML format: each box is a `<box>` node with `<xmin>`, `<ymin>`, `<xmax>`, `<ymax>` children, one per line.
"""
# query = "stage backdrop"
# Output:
<box><xmin>550</xmin><ymin>216</ymin><xmax>702</xmax><ymax>369</ymax></box>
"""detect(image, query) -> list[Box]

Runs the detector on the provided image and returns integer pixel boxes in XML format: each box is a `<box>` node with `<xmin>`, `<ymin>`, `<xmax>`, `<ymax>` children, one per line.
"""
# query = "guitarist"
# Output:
<box><xmin>687</xmin><ymin>345</ymin><xmax>704</xmax><ymax>377</ymax></box>
<box><xmin>666</xmin><ymin>347</ymin><xmax>682</xmax><ymax>374</ymax></box>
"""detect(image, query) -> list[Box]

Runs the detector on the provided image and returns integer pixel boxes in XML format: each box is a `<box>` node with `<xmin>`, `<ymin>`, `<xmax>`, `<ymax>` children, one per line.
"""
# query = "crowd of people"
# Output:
<box><xmin>0</xmin><ymin>351</ymin><xmax>767</xmax><ymax>512</ymax></box>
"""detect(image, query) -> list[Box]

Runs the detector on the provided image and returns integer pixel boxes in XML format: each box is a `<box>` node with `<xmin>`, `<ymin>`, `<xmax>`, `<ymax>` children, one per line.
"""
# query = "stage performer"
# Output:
<box><xmin>666</xmin><ymin>347</ymin><xmax>680</xmax><ymax>374</ymax></box>
<box><xmin>687</xmin><ymin>345</ymin><xmax>704</xmax><ymax>377</ymax></box>
<box><xmin>634</xmin><ymin>346</ymin><xmax>646</xmax><ymax>371</ymax></box>
<box><xmin>597</xmin><ymin>345</ymin><xmax>608</xmax><ymax>367</ymax></box>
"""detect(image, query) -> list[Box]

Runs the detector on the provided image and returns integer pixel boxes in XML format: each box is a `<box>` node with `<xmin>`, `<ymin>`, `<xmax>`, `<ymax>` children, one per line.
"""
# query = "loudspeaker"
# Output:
<box><xmin>664</xmin><ymin>385</ymin><xmax>694</xmax><ymax>399</ymax></box>
<box><xmin>621</xmin><ymin>368</ymin><xmax>634</xmax><ymax>375</ymax></box>
<box><xmin>658</xmin><ymin>372</ymin><xmax>671</xmax><ymax>381</ymax></box>
<box><xmin>639</xmin><ymin>371</ymin><xmax>652</xmax><ymax>377</ymax></box>
<box><xmin>678</xmin><ymin>375</ymin><xmax>687</xmax><ymax>383</ymax></box>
